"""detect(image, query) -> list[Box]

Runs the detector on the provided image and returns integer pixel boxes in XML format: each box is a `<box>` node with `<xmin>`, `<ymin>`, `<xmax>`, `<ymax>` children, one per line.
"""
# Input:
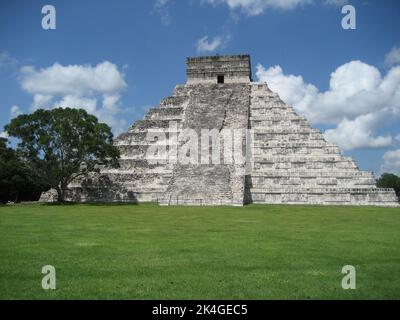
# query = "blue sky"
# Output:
<box><xmin>0</xmin><ymin>0</ymin><xmax>400</xmax><ymax>175</ymax></box>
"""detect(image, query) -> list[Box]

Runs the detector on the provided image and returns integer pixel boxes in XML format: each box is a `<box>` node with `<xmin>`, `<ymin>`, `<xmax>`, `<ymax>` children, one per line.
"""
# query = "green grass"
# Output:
<box><xmin>0</xmin><ymin>203</ymin><xmax>399</xmax><ymax>299</ymax></box>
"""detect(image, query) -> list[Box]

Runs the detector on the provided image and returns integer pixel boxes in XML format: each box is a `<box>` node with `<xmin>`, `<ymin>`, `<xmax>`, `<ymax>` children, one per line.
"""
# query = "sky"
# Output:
<box><xmin>0</xmin><ymin>0</ymin><xmax>400</xmax><ymax>176</ymax></box>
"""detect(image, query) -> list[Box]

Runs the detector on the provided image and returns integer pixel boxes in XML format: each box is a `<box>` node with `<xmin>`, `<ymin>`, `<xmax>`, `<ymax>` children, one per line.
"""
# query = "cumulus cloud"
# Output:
<box><xmin>385</xmin><ymin>46</ymin><xmax>400</xmax><ymax>67</ymax></box>
<box><xmin>153</xmin><ymin>0</ymin><xmax>171</xmax><ymax>26</ymax></box>
<box><xmin>0</xmin><ymin>131</ymin><xmax>9</xmax><ymax>139</ymax></box>
<box><xmin>324</xmin><ymin>0</ymin><xmax>347</xmax><ymax>5</ymax></box>
<box><xmin>324</xmin><ymin>113</ymin><xmax>392</xmax><ymax>150</ymax></box>
<box><xmin>203</xmin><ymin>0</ymin><xmax>336</xmax><ymax>15</ymax></box>
<box><xmin>54</xmin><ymin>95</ymin><xmax>98</xmax><ymax>114</ymax></box>
<box><xmin>19</xmin><ymin>61</ymin><xmax>128</xmax><ymax>134</ymax></box>
<box><xmin>20</xmin><ymin>61</ymin><xmax>126</xmax><ymax>97</ymax></box>
<box><xmin>255</xmin><ymin>64</ymin><xmax>318</xmax><ymax>118</ymax></box>
<box><xmin>256</xmin><ymin>59</ymin><xmax>400</xmax><ymax>150</ymax></box>
<box><xmin>381</xmin><ymin>149</ymin><xmax>400</xmax><ymax>175</ymax></box>
<box><xmin>10</xmin><ymin>105</ymin><xmax>22</xmax><ymax>118</ymax></box>
<box><xmin>197</xmin><ymin>35</ymin><xmax>230</xmax><ymax>53</ymax></box>
<box><xmin>0</xmin><ymin>51</ymin><xmax>18</xmax><ymax>69</ymax></box>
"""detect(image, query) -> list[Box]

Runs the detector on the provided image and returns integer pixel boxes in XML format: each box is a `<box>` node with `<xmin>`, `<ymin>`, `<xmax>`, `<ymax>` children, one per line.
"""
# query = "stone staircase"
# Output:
<box><xmin>158</xmin><ymin>83</ymin><xmax>250</xmax><ymax>206</ymax></box>
<box><xmin>159</xmin><ymin>164</ymin><xmax>235</xmax><ymax>205</ymax></box>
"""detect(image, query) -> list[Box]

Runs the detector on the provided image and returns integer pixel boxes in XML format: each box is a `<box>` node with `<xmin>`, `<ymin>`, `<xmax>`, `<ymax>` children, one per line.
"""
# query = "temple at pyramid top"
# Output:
<box><xmin>186</xmin><ymin>54</ymin><xmax>252</xmax><ymax>84</ymax></box>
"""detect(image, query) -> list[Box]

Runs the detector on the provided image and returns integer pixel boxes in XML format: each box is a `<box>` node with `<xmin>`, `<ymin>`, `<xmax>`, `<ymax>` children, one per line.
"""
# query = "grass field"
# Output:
<box><xmin>0</xmin><ymin>203</ymin><xmax>399</xmax><ymax>299</ymax></box>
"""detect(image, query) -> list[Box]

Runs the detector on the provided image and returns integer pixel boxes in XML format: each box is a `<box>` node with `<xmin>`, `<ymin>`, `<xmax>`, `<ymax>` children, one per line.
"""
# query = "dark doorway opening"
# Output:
<box><xmin>217</xmin><ymin>75</ymin><xmax>224</xmax><ymax>84</ymax></box>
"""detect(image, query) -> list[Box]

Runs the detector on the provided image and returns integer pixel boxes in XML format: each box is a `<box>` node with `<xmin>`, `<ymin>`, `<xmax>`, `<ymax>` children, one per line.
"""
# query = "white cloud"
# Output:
<box><xmin>19</xmin><ymin>61</ymin><xmax>128</xmax><ymax>134</ymax></box>
<box><xmin>197</xmin><ymin>35</ymin><xmax>230</xmax><ymax>53</ymax></box>
<box><xmin>381</xmin><ymin>149</ymin><xmax>400</xmax><ymax>175</ymax></box>
<box><xmin>255</xmin><ymin>64</ymin><xmax>318</xmax><ymax>117</ymax></box>
<box><xmin>0</xmin><ymin>131</ymin><xmax>9</xmax><ymax>139</ymax></box>
<box><xmin>203</xmin><ymin>0</ymin><xmax>317</xmax><ymax>15</ymax></box>
<box><xmin>256</xmin><ymin>59</ymin><xmax>400</xmax><ymax>150</ymax></box>
<box><xmin>154</xmin><ymin>0</ymin><xmax>171</xmax><ymax>26</ymax></box>
<box><xmin>33</xmin><ymin>94</ymin><xmax>53</xmax><ymax>108</ymax></box>
<box><xmin>203</xmin><ymin>0</ymin><xmax>346</xmax><ymax>15</ymax></box>
<box><xmin>385</xmin><ymin>46</ymin><xmax>400</xmax><ymax>67</ymax></box>
<box><xmin>20</xmin><ymin>61</ymin><xmax>126</xmax><ymax>96</ymax></box>
<box><xmin>324</xmin><ymin>113</ymin><xmax>393</xmax><ymax>150</ymax></box>
<box><xmin>324</xmin><ymin>0</ymin><xmax>347</xmax><ymax>5</ymax></box>
<box><xmin>10</xmin><ymin>105</ymin><xmax>22</xmax><ymax>118</ymax></box>
<box><xmin>54</xmin><ymin>95</ymin><xmax>98</xmax><ymax>114</ymax></box>
<box><xmin>0</xmin><ymin>51</ymin><xmax>18</xmax><ymax>68</ymax></box>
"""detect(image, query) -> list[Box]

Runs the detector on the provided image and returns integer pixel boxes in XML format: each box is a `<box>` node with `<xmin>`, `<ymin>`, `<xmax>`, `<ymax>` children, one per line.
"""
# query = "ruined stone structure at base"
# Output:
<box><xmin>40</xmin><ymin>55</ymin><xmax>399</xmax><ymax>206</ymax></box>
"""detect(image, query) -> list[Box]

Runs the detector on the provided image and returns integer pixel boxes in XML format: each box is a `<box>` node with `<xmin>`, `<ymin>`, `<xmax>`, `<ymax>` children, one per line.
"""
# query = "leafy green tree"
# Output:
<box><xmin>5</xmin><ymin>108</ymin><xmax>120</xmax><ymax>202</ymax></box>
<box><xmin>0</xmin><ymin>138</ymin><xmax>17</xmax><ymax>202</ymax></box>
<box><xmin>0</xmin><ymin>138</ymin><xmax>41</xmax><ymax>203</ymax></box>
<box><xmin>377</xmin><ymin>173</ymin><xmax>400</xmax><ymax>200</ymax></box>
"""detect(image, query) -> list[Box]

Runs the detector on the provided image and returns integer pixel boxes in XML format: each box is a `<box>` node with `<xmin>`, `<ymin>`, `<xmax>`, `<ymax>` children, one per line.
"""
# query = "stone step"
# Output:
<box><xmin>252</xmin><ymin>141</ymin><xmax>339</xmax><ymax>148</ymax></box>
<box><xmin>248</xmin><ymin>170</ymin><xmax>373</xmax><ymax>178</ymax></box>
<box><xmin>250</xmin><ymin>163</ymin><xmax>358</xmax><ymax>170</ymax></box>
<box><xmin>252</xmin><ymin>128</ymin><xmax>322</xmax><ymax>134</ymax></box>
<box><xmin>249</xmin><ymin>123</ymin><xmax>310</xmax><ymax>129</ymax></box>
<box><xmin>145</xmin><ymin>107</ymin><xmax>184</xmax><ymax>120</ymax></box>
<box><xmin>249</xmin><ymin>115</ymin><xmax>305</xmax><ymax>120</ymax></box>
<box><xmin>159</xmin><ymin>95</ymin><xmax>189</xmax><ymax>107</ymax></box>
<box><xmin>251</xmin><ymin>155</ymin><xmax>348</xmax><ymax>161</ymax></box>
<box><xmin>129</xmin><ymin>119</ymin><xmax>182</xmax><ymax>131</ymax></box>
<box><xmin>248</xmin><ymin>178</ymin><xmax>377</xmax><ymax>187</ymax></box>
<box><xmin>247</xmin><ymin>187</ymin><xmax>398</xmax><ymax>193</ymax></box>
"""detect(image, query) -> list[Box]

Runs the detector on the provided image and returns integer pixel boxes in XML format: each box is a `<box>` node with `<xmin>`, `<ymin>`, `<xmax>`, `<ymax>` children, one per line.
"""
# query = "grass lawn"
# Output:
<box><xmin>0</xmin><ymin>203</ymin><xmax>399</xmax><ymax>299</ymax></box>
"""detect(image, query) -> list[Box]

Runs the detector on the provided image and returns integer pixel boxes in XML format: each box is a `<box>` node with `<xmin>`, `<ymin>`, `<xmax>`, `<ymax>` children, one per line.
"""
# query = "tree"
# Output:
<box><xmin>0</xmin><ymin>138</ymin><xmax>43</xmax><ymax>203</ymax></box>
<box><xmin>377</xmin><ymin>173</ymin><xmax>400</xmax><ymax>200</ymax></box>
<box><xmin>5</xmin><ymin>108</ymin><xmax>120</xmax><ymax>202</ymax></box>
<box><xmin>0</xmin><ymin>138</ymin><xmax>18</xmax><ymax>202</ymax></box>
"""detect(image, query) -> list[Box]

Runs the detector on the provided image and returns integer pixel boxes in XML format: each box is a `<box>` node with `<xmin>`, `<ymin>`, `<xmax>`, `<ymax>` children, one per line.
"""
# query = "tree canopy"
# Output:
<box><xmin>5</xmin><ymin>108</ymin><xmax>120</xmax><ymax>202</ymax></box>
<box><xmin>377</xmin><ymin>173</ymin><xmax>400</xmax><ymax>200</ymax></box>
<box><xmin>0</xmin><ymin>138</ymin><xmax>44</xmax><ymax>203</ymax></box>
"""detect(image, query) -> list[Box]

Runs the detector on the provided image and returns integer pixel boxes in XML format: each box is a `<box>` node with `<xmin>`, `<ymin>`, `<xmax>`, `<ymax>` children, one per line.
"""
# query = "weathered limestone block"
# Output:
<box><xmin>186</xmin><ymin>55</ymin><xmax>252</xmax><ymax>84</ymax></box>
<box><xmin>39</xmin><ymin>188</ymin><xmax>58</xmax><ymax>203</ymax></box>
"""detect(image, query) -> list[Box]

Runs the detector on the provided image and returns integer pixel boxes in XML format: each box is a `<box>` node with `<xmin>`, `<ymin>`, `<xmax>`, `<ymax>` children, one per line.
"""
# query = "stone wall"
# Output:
<box><xmin>186</xmin><ymin>55</ymin><xmax>252</xmax><ymax>84</ymax></box>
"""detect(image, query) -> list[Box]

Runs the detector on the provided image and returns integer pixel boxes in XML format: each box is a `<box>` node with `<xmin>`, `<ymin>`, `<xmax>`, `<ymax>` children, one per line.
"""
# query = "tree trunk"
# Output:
<box><xmin>56</xmin><ymin>186</ymin><xmax>64</xmax><ymax>203</ymax></box>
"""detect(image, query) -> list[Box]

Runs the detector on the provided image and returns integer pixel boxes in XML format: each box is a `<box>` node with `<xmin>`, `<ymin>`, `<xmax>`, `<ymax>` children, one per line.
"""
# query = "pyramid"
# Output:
<box><xmin>43</xmin><ymin>55</ymin><xmax>398</xmax><ymax>206</ymax></box>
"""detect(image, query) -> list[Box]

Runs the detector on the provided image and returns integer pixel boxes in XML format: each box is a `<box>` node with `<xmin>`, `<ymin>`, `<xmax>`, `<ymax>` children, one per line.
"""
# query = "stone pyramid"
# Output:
<box><xmin>45</xmin><ymin>55</ymin><xmax>398</xmax><ymax>206</ymax></box>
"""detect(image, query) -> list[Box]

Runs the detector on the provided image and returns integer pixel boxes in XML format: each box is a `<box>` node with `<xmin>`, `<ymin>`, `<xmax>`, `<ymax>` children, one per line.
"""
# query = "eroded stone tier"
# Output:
<box><xmin>40</xmin><ymin>55</ymin><xmax>399</xmax><ymax>206</ymax></box>
<box><xmin>245</xmin><ymin>84</ymin><xmax>398</xmax><ymax>206</ymax></box>
<box><xmin>62</xmin><ymin>84</ymin><xmax>191</xmax><ymax>203</ymax></box>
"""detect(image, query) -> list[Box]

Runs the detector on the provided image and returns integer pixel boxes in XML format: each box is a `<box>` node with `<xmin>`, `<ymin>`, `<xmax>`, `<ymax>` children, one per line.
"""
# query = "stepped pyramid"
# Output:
<box><xmin>45</xmin><ymin>55</ymin><xmax>398</xmax><ymax>206</ymax></box>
